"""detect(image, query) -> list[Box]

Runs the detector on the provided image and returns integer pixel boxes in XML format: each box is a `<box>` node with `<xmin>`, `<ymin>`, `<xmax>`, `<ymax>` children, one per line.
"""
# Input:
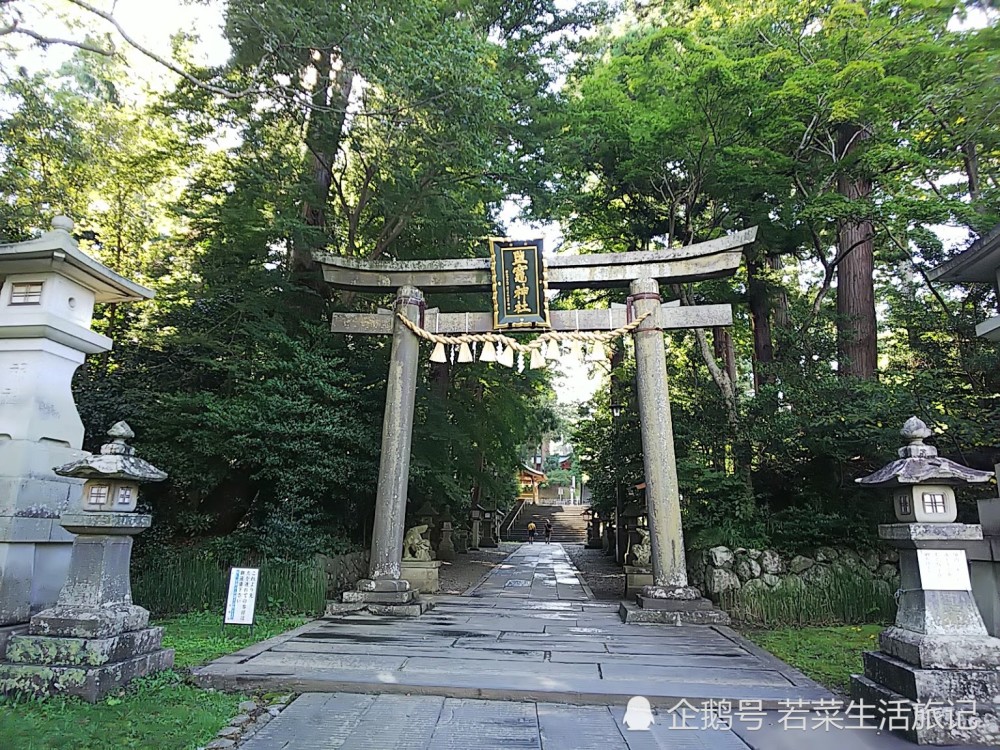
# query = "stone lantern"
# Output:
<box><xmin>620</xmin><ymin>501</ymin><xmax>652</xmax><ymax>600</ymax></box>
<box><xmin>620</xmin><ymin>500</ymin><xmax>647</xmax><ymax>565</ymax></box>
<box><xmin>436</xmin><ymin>508</ymin><xmax>456</xmax><ymax>562</ymax></box>
<box><xmin>851</xmin><ymin>416</ymin><xmax>1000</xmax><ymax>745</ymax></box>
<box><xmin>0</xmin><ymin>217</ymin><xmax>153</xmax><ymax>629</ymax></box>
<box><xmin>0</xmin><ymin>422</ymin><xmax>171</xmax><ymax>702</ymax></box>
<box><xmin>468</xmin><ymin>504</ymin><xmax>483</xmax><ymax>550</ymax></box>
<box><xmin>480</xmin><ymin>505</ymin><xmax>498</xmax><ymax>548</ymax></box>
<box><xmin>583</xmin><ymin>507</ymin><xmax>603</xmax><ymax>549</ymax></box>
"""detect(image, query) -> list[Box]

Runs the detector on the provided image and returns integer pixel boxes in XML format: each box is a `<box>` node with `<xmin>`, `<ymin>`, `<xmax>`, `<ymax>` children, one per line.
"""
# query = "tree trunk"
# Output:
<box><xmin>291</xmin><ymin>57</ymin><xmax>355</xmax><ymax>274</ymax></box>
<box><xmin>836</xmin><ymin>124</ymin><xmax>877</xmax><ymax>379</ymax></box>
<box><xmin>746</xmin><ymin>254</ymin><xmax>774</xmax><ymax>391</ymax></box>
<box><xmin>768</xmin><ymin>255</ymin><xmax>790</xmax><ymax>331</ymax></box>
<box><xmin>712</xmin><ymin>326</ymin><xmax>737</xmax><ymax>386</ymax></box>
<box><xmin>962</xmin><ymin>142</ymin><xmax>986</xmax><ymax>215</ymax></box>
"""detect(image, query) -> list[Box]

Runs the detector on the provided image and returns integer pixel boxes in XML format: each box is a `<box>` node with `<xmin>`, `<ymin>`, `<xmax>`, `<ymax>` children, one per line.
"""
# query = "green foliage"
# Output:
<box><xmin>746</xmin><ymin>624</ymin><xmax>884</xmax><ymax>692</ymax></box>
<box><xmin>0</xmin><ymin>670</ymin><xmax>241</xmax><ymax>750</ymax></box>
<box><xmin>563</xmin><ymin>1</ymin><xmax>999</xmax><ymax>553</ymax></box>
<box><xmin>0</xmin><ymin>612</ymin><xmax>306</xmax><ymax>749</ymax></box>
<box><xmin>2</xmin><ymin>0</ymin><xmax>998</xmax><ymax>559</ymax></box>
<box><xmin>722</xmin><ymin>570</ymin><xmax>898</xmax><ymax>628</ymax></box>
<box><xmin>132</xmin><ymin>550</ymin><xmax>327</xmax><ymax>617</ymax></box>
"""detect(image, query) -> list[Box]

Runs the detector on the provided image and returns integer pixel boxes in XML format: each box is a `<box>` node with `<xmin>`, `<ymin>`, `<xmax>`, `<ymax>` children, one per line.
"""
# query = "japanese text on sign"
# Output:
<box><xmin>224</xmin><ymin>567</ymin><xmax>259</xmax><ymax>625</ymax></box>
<box><xmin>489</xmin><ymin>238</ymin><xmax>550</xmax><ymax>329</ymax></box>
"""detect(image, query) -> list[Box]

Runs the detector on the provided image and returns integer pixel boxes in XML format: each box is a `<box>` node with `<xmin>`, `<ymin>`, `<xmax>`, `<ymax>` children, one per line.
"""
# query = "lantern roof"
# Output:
<box><xmin>621</xmin><ymin>500</ymin><xmax>647</xmax><ymax>518</ymax></box>
<box><xmin>0</xmin><ymin>216</ymin><xmax>154</xmax><ymax>303</ymax></box>
<box><xmin>856</xmin><ymin>417</ymin><xmax>994</xmax><ymax>488</ymax></box>
<box><xmin>54</xmin><ymin>421</ymin><xmax>167</xmax><ymax>483</ymax></box>
<box><xmin>414</xmin><ymin>500</ymin><xmax>438</xmax><ymax>517</ymax></box>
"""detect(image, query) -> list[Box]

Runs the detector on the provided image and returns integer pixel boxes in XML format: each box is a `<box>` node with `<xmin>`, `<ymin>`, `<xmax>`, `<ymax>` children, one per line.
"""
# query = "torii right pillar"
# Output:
<box><xmin>621</xmin><ymin>278</ymin><xmax>730</xmax><ymax>624</ymax></box>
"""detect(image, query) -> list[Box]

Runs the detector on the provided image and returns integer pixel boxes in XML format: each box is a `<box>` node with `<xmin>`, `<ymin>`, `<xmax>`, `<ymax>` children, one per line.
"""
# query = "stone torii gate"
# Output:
<box><xmin>320</xmin><ymin>228</ymin><xmax>756</xmax><ymax>620</ymax></box>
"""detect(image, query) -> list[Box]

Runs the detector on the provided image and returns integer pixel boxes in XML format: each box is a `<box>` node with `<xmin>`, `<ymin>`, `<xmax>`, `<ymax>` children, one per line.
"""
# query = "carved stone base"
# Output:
<box><xmin>618</xmin><ymin>583</ymin><xmax>731</xmax><ymax>624</ymax></box>
<box><xmin>344</xmin><ymin>588</ymin><xmax>418</xmax><ymax>604</ymax></box>
<box><xmin>0</xmin><ymin>647</ymin><xmax>174</xmax><ymax>703</ymax></box>
<box><xmin>400</xmin><ymin>560</ymin><xmax>441</xmax><ymax>593</ymax></box>
<box><xmin>29</xmin><ymin>603</ymin><xmax>149</xmax><ymax>640</ymax></box>
<box><xmin>0</xmin><ymin>622</ymin><xmax>172</xmax><ymax>703</ymax></box>
<box><xmin>325</xmin><ymin>600</ymin><xmax>431</xmax><ymax>618</ymax></box>
<box><xmin>852</xmin><ymin>674</ymin><xmax>1000</xmax><ymax>746</ymax></box>
<box><xmin>618</xmin><ymin>601</ymin><xmax>731</xmax><ymax>625</ymax></box>
<box><xmin>5</xmin><ymin>627</ymin><xmax>164</xmax><ymax>667</ymax></box>
<box><xmin>355</xmin><ymin>578</ymin><xmax>411</xmax><ymax>593</ymax></box>
<box><xmin>0</xmin><ymin>625</ymin><xmax>26</xmax><ymax>659</ymax></box>
<box><xmin>879</xmin><ymin>626</ymin><xmax>1000</xmax><ymax>670</ymax></box>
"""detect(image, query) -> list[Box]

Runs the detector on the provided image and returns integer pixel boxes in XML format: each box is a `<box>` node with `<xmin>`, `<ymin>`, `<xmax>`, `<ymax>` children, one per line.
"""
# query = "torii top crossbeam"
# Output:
<box><xmin>316</xmin><ymin>228</ymin><xmax>756</xmax><ymax>293</ymax></box>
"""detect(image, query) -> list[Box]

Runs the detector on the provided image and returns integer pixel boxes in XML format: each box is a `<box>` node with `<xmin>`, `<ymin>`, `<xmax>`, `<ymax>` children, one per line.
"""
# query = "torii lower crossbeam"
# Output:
<box><xmin>330</xmin><ymin>303</ymin><xmax>732</xmax><ymax>335</ymax></box>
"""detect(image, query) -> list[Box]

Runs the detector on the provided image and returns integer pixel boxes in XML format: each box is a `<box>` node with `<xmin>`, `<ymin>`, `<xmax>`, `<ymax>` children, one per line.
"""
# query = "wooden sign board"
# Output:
<box><xmin>489</xmin><ymin>238</ymin><xmax>550</xmax><ymax>329</ymax></box>
<box><xmin>224</xmin><ymin>567</ymin><xmax>260</xmax><ymax>625</ymax></box>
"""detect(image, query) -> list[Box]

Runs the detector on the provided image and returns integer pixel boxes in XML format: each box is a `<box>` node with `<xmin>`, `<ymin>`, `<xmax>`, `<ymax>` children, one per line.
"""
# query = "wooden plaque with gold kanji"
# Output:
<box><xmin>488</xmin><ymin>238</ymin><xmax>550</xmax><ymax>329</ymax></box>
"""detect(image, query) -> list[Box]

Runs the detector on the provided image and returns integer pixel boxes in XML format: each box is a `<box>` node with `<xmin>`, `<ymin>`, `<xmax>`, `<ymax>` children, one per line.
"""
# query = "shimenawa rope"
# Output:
<box><xmin>395</xmin><ymin>311</ymin><xmax>651</xmax><ymax>354</ymax></box>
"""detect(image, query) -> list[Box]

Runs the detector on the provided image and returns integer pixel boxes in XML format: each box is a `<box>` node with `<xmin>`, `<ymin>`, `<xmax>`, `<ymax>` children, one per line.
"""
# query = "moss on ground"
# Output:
<box><xmin>745</xmin><ymin>624</ymin><xmax>883</xmax><ymax>693</ymax></box>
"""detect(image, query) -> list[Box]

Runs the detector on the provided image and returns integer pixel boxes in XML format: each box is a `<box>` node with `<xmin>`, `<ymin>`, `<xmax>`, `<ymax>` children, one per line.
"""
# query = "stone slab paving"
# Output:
<box><xmin>193</xmin><ymin>544</ymin><xmax>828</xmax><ymax>706</ymax></box>
<box><xmin>199</xmin><ymin>544</ymin><xmax>979</xmax><ymax>748</ymax></box>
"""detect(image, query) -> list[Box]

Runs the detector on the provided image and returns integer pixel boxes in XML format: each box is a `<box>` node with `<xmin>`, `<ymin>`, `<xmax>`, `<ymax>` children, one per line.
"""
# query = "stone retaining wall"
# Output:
<box><xmin>315</xmin><ymin>550</ymin><xmax>369</xmax><ymax>596</ymax></box>
<box><xmin>689</xmin><ymin>545</ymin><xmax>900</xmax><ymax>601</ymax></box>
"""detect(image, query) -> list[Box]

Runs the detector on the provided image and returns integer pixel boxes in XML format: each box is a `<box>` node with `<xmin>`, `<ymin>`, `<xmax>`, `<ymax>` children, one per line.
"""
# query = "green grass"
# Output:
<box><xmin>721</xmin><ymin>569</ymin><xmax>897</xmax><ymax>627</ymax></box>
<box><xmin>0</xmin><ymin>611</ymin><xmax>308</xmax><ymax>750</ymax></box>
<box><xmin>746</xmin><ymin>624</ymin><xmax>883</xmax><ymax>692</ymax></box>
<box><xmin>133</xmin><ymin>552</ymin><xmax>327</xmax><ymax>617</ymax></box>
<box><xmin>161</xmin><ymin>610</ymin><xmax>308</xmax><ymax>667</ymax></box>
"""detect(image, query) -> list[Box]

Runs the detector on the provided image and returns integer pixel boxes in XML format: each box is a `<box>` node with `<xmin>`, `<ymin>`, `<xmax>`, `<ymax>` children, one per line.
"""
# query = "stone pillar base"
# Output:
<box><xmin>623</xmin><ymin>565</ymin><xmax>652</xmax><ymax>601</ymax></box>
<box><xmin>400</xmin><ymin>560</ymin><xmax>441</xmax><ymax>593</ymax></box>
<box><xmin>0</xmin><ymin>624</ymin><xmax>26</xmax><ymax>658</ymax></box>
<box><xmin>0</xmin><ymin>624</ymin><xmax>173</xmax><ymax>703</ymax></box>
<box><xmin>326</xmin><ymin>576</ymin><xmax>431</xmax><ymax>616</ymax></box>
<box><xmin>618</xmin><ymin>584</ymin><xmax>731</xmax><ymax>625</ymax></box>
<box><xmin>851</xmin><ymin>673</ymin><xmax>1000</xmax><ymax>745</ymax></box>
<box><xmin>851</xmin><ymin>626</ymin><xmax>1000</xmax><ymax>745</ymax></box>
<box><xmin>879</xmin><ymin>626</ymin><xmax>1000</xmax><ymax>670</ymax></box>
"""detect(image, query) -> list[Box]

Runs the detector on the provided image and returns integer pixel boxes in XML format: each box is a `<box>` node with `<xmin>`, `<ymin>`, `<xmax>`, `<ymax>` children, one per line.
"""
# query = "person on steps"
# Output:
<box><xmin>544</xmin><ymin>520</ymin><xmax>553</xmax><ymax>544</ymax></box>
<box><xmin>527</xmin><ymin>521</ymin><xmax>536</xmax><ymax>544</ymax></box>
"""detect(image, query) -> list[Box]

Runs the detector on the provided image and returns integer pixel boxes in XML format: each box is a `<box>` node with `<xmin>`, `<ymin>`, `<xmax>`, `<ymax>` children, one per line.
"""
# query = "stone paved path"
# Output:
<box><xmin>196</xmin><ymin>545</ymin><xmax>951</xmax><ymax>749</ymax></box>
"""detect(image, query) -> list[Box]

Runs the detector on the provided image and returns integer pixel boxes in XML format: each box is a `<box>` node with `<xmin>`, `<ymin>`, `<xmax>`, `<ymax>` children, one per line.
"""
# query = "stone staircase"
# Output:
<box><xmin>505</xmin><ymin>504</ymin><xmax>590</xmax><ymax>544</ymax></box>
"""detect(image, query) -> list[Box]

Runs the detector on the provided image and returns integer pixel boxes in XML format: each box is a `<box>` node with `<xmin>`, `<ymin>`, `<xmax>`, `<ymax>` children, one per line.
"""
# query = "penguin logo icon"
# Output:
<box><xmin>623</xmin><ymin>696</ymin><xmax>654</xmax><ymax>731</ymax></box>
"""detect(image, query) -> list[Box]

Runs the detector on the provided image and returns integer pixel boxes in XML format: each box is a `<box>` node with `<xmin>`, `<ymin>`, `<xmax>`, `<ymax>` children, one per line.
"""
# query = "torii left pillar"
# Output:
<box><xmin>336</xmin><ymin>286</ymin><xmax>429</xmax><ymax>615</ymax></box>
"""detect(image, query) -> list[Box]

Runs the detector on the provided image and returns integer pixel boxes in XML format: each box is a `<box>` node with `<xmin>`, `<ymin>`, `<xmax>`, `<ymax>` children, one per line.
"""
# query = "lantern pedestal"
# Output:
<box><xmin>851</xmin><ymin>523</ymin><xmax>1000</xmax><ymax>745</ymax></box>
<box><xmin>623</xmin><ymin>565</ymin><xmax>652</xmax><ymax>601</ymax></box>
<box><xmin>970</xmin><ymin>494</ymin><xmax>1000</xmax><ymax>637</ymax></box>
<box><xmin>479</xmin><ymin>513</ymin><xmax>498</xmax><ymax>548</ymax></box>
<box><xmin>585</xmin><ymin>518</ymin><xmax>603</xmax><ymax>549</ymax></box>
<box><xmin>0</xmin><ymin>512</ymin><xmax>173</xmax><ymax>702</ymax></box>
<box><xmin>399</xmin><ymin>560</ymin><xmax>441</xmax><ymax>594</ymax></box>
